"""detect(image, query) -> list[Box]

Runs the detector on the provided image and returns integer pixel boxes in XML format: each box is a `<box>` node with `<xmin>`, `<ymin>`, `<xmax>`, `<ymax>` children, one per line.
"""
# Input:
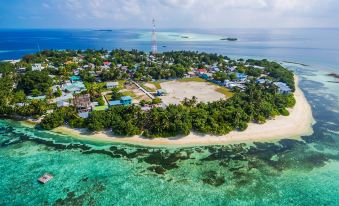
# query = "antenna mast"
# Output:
<box><xmin>151</xmin><ymin>18</ymin><xmax>157</xmax><ymax>55</ymax></box>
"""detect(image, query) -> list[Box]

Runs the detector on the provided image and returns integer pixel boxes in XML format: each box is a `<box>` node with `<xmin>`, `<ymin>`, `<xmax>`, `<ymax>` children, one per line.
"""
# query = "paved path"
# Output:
<box><xmin>131</xmin><ymin>81</ymin><xmax>155</xmax><ymax>99</ymax></box>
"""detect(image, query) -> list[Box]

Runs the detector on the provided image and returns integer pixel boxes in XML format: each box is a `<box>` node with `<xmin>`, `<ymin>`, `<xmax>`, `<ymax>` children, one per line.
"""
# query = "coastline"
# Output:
<box><xmin>48</xmin><ymin>75</ymin><xmax>315</xmax><ymax>147</ymax></box>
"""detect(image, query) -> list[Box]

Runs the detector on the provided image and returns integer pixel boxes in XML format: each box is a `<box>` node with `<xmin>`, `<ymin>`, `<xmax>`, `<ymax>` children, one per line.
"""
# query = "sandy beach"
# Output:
<box><xmin>50</xmin><ymin>75</ymin><xmax>314</xmax><ymax>147</ymax></box>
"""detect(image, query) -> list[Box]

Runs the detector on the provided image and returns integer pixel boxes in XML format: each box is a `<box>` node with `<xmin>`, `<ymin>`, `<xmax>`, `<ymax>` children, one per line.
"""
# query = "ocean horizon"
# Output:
<box><xmin>0</xmin><ymin>28</ymin><xmax>339</xmax><ymax>205</ymax></box>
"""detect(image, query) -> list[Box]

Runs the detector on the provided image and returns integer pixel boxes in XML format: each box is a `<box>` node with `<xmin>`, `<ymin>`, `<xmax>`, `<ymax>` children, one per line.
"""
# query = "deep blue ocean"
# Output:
<box><xmin>1</xmin><ymin>28</ymin><xmax>339</xmax><ymax>71</ymax></box>
<box><xmin>0</xmin><ymin>29</ymin><xmax>339</xmax><ymax>205</ymax></box>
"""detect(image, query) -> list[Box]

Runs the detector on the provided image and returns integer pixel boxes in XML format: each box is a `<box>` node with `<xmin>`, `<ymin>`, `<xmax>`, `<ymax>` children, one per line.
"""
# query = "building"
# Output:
<box><xmin>156</xmin><ymin>89</ymin><xmax>167</xmax><ymax>96</ymax></box>
<box><xmin>197</xmin><ymin>68</ymin><xmax>207</xmax><ymax>74</ymax></box>
<box><xmin>236</xmin><ymin>73</ymin><xmax>248</xmax><ymax>81</ymax></box>
<box><xmin>63</xmin><ymin>82</ymin><xmax>86</xmax><ymax>94</ymax></box>
<box><xmin>57</xmin><ymin>101</ymin><xmax>70</xmax><ymax>107</ymax></box>
<box><xmin>106</xmin><ymin>82</ymin><xmax>119</xmax><ymax>89</ymax></box>
<box><xmin>121</xmin><ymin>96</ymin><xmax>132</xmax><ymax>105</ymax></box>
<box><xmin>108</xmin><ymin>100</ymin><xmax>122</xmax><ymax>107</ymax></box>
<box><xmin>32</xmin><ymin>63</ymin><xmax>43</xmax><ymax>71</ymax></box>
<box><xmin>256</xmin><ymin>79</ymin><xmax>267</xmax><ymax>84</ymax></box>
<box><xmin>228</xmin><ymin>66</ymin><xmax>237</xmax><ymax>72</ymax></box>
<box><xmin>103</xmin><ymin>61</ymin><xmax>111</xmax><ymax>66</ymax></box>
<box><xmin>200</xmin><ymin>73</ymin><xmax>212</xmax><ymax>79</ymax></box>
<box><xmin>17</xmin><ymin>67</ymin><xmax>26</xmax><ymax>73</ymax></box>
<box><xmin>73</xmin><ymin>94</ymin><xmax>92</xmax><ymax>113</ymax></box>
<box><xmin>274</xmin><ymin>82</ymin><xmax>292</xmax><ymax>94</ymax></box>
<box><xmin>108</xmin><ymin>96</ymin><xmax>132</xmax><ymax>107</ymax></box>
<box><xmin>54</xmin><ymin>93</ymin><xmax>74</xmax><ymax>102</ymax></box>
<box><xmin>70</xmin><ymin>75</ymin><xmax>81</xmax><ymax>83</ymax></box>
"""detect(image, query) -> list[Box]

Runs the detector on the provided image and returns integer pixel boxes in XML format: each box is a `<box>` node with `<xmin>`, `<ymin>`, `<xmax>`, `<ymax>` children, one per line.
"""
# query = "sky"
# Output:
<box><xmin>0</xmin><ymin>0</ymin><xmax>338</xmax><ymax>29</ymax></box>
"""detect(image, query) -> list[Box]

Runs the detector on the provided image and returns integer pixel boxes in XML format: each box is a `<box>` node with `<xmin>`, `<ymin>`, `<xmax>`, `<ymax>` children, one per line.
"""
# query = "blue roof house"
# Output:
<box><xmin>236</xmin><ymin>73</ymin><xmax>247</xmax><ymax>81</ymax></box>
<box><xmin>121</xmin><ymin>96</ymin><xmax>132</xmax><ymax>105</ymax></box>
<box><xmin>108</xmin><ymin>96</ymin><xmax>132</xmax><ymax>107</ymax></box>
<box><xmin>156</xmin><ymin>89</ymin><xmax>167</xmax><ymax>96</ymax></box>
<box><xmin>274</xmin><ymin>82</ymin><xmax>292</xmax><ymax>94</ymax></box>
<box><xmin>70</xmin><ymin>75</ymin><xmax>81</xmax><ymax>83</ymax></box>
<box><xmin>108</xmin><ymin>100</ymin><xmax>122</xmax><ymax>106</ymax></box>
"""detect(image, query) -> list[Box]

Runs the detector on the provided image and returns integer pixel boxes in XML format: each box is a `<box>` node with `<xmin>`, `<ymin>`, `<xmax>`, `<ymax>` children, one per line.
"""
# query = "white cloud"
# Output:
<box><xmin>46</xmin><ymin>0</ymin><xmax>339</xmax><ymax>28</ymax></box>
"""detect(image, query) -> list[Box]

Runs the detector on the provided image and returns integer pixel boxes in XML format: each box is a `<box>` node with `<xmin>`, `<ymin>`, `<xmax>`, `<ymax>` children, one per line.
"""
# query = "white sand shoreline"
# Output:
<box><xmin>48</xmin><ymin>75</ymin><xmax>315</xmax><ymax>148</ymax></box>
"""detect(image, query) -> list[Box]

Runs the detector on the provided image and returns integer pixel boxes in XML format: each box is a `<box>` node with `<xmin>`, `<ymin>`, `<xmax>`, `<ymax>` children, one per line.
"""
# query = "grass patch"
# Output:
<box><xmin>177</xmin><ymin>77</ymin><xmax>207</xmax><ymax>83</ymax></box>
<box><xmin>93</xmin><ymin>106</ymin><xmax>108</xmax><ymax>111</ymax></box>
<box><xmin>121</xmin><ymin>91</ymin><xmax>137</xmax><ymax>98</ymax></box>
<box><xmin>141</xmin><ymin>83</ymin><xmax>156</xmax><ymax>92</ymax></box>
<box><xmin>117</xmin><ymin>80</ymin><xmax>126</xmax><ymax>90</ymax></box>
<box><xmin>215</xmin><ymin>87</ymin><xmax>234</xmax><ymax>98</ymax></box>
<box><xmin>148</xmin><ymin>82</ymin><xmax>162</xmax><ymax>90</ymax></box>
<box><xmin>105</xmin><ymin>94</ymin><xmax>112</xmax><ymax>101</ymax></box>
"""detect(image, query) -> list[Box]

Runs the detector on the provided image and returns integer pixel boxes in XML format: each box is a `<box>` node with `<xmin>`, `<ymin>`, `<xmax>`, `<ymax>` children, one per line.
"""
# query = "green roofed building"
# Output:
<box><xmin>70</xmin><ymin>75</ymin><xmax>81</xmax><ymax>82</ymax></box>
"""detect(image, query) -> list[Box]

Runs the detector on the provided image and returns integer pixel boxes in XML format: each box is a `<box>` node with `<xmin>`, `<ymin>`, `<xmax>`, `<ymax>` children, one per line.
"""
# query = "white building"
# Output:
<box><xmin>106</xmin><ymin>82</ymin><xmax>119</xmax><ymax>89</ymax></box>
<box><xmin>32</xmin><ymin>63</ymin><xmax>43</xmax><ymax>71</ymax></box>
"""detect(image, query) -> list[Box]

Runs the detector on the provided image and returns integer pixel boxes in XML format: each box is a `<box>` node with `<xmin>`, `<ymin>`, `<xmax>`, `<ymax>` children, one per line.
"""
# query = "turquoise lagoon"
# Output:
<box><xmin>0</xmin><ymin>29</ymin><xmax>339</xmax><ymax>205</ymax></box>
<box><xmin>0</xmin><ymin>64</ymin><xmax>339</xmax><ymax>205</ymax></box>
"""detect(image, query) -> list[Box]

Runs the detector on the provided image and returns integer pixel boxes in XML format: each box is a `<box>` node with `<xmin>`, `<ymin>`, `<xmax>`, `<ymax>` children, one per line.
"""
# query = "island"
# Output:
<box><xmin>0</xmin><ymin>49</ymin><xmax>313</xmax><ymax>146</ymax></box>
<box><xmin>221</xmin><ymin>37</ymin><xmax>238</xmax><ymax>41</ymax></box>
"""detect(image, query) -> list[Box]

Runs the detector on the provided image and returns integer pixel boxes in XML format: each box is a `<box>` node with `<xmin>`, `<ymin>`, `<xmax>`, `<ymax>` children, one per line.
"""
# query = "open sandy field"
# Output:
<box><xmin>159</xmin><ymin>81</ymin><xmax>226</xmax><ymax>105</ymax></box>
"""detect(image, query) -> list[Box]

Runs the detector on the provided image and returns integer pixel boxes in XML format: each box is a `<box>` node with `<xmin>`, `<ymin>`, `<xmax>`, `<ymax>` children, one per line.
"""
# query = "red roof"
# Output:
<box><xmin>197</xmin><ymin>68</ymin><xmax>207</xmax><ymax>73</ymax></box>
<box><xmin>103</xmin><ymin>61</ymin><xmax>110</xmax><ymax>65</ymax></box>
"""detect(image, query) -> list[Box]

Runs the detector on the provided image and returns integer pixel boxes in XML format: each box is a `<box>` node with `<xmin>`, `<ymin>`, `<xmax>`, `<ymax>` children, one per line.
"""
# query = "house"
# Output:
<box><xmin>17</xmin><ymin>67</ymin><xmax>26</xmax><ymax>73</ymax></box>
<box><xmin>78</xmin><ymin>112</ymin><xmax>89</xmax><ymax>119</ymax></box>
<box><xmin>64</xmin><ymin>82</ymin><xmax>86</xmax><ymax>94</ymax></box>
<box><xmin>108</xmin><ymin>100</ymin><xmax>122</xmax><ymax>107</ymax></box>
<box><xmin>103</xmin><ymin>61</ymin><xmax>111</xmax><ymax>66</ymax></box>
<box><xmin>106</xmin><ymin>82</ymin><xmax>119</xmax><ymax>89</ymax></box>
<box><xmin>187</xmin><ymin>71</ymin><xmax>196</xmax><ymax>77</ymax></box>
<box><xmin>274</xmin><ymin>82</ymin><xmax>292</xmax><ymax>94</ymax></box>
<box><xmin>65</xmin><ymin>61</ymin><xmax>74</xmax><ymax>65</ymax></box>
<box><xmin>121</xmin><ymin>96</ymin><xmax>132</xmax><ymax>105</ymax></box>
<box><xmin>55</xmin><ymin>93</ymin><xmax>73</xmax><ymax>103</ymax></box>
<box><xmin>57</xmin><ymin>101</ymin><xmax>70</xmax><ymax>107</ymax></box>
<box><xmin>156</xmin><ymin>89</ymin><xmax>167</xmax><ymax>96</ymax></box>
<box><xmin>108</xmin><ymin>96</ymin><xmax>132</xmax><ymax>107</ymax></box>
<box><xmin>73</xmin><ymin>69</ymin><xmax>80</xmax><ymax>75</ymax></box>
<box><xmin>211</xmin><ymin>66</ymin><xmax>220</xmax><ymax>72</ymax></box>
<box><xmin>200</xmin><ymin>73</ymin><xmax>213</xmax><ymax>79</ymax></box>
<box><xmin>256</xmin><ymin>79</ymin><xmax>267</xmax><ymax>84</ymax></box>
<box><xmin>73</xmin><ymin>94</ymin><xmax>92</xmax><ymax>113</ymax></box>
<box><xmin>228</xmin><ymin>66</ymin><xmax>237</xmax><ymax>72</ymax></box>
<box><xmin>236</xmin><ymin>73</ymin><xmax>248</xmax><ymax>81</ymax></box>
<box><xmin>70</xmin><ymin>75</ymin><xmax>81</xmax><ymax>83</ymax></box>
<box><xmin>197</xmin><ymin>68</ymin><xmax>207</xmax><ymax>74</ymax></box>
<box><xmin>32</xmin><ymin>63</ymin><xmax>43</xmax><ymax>71</ymax></box>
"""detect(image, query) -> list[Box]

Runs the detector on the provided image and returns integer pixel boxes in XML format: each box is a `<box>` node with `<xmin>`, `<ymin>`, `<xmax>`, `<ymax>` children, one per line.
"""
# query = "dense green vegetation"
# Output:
<box><xmin>17</xmin><ymin>71</ymin><xmax>53</xmax><ymax>95</ymax></box>
<box><xmin>0</xmin><ymin>50</ymin><xmax>296</xmax><ymax>138</ymax></box>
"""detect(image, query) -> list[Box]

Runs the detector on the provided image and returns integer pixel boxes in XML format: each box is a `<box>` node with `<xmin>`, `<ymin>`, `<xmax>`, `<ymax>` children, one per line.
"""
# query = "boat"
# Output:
<box><xmin>38</xmin><ymin>173</ymin><xmax>53</xmax><ymax>184</ymax></box>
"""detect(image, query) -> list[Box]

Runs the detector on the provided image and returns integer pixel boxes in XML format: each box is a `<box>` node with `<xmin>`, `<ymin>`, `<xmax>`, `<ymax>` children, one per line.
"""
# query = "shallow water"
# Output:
<box><xmin>0</xmin><ymin>64</ymin><xmax>338</xmax><ymax>205</ymax></box>
<box><xmin>1</xmin><ymin>28</ymin><xmax>339</xmax><ymax>205</ymax></box>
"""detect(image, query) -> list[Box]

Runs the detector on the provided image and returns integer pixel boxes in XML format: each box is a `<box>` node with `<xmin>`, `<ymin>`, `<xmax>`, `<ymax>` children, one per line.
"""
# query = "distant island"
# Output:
<box><xmin>327</xmin><ymin>73</ymin><xmax>339</xmax><ymax>83</ymax></box>
<box><xmin>0</xmin><ymin>49</ymin><xmax>313</xmax><ymax>146</ymax></box>
<box><xmin>221</xmin><ymin>37</ymin><xmax>238</xmax><ymax>41</ymax></box>
<box><xmin>94</xmin><ymin>29</ymin><xmax>113</xmax><ymax>32</ymax></box>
